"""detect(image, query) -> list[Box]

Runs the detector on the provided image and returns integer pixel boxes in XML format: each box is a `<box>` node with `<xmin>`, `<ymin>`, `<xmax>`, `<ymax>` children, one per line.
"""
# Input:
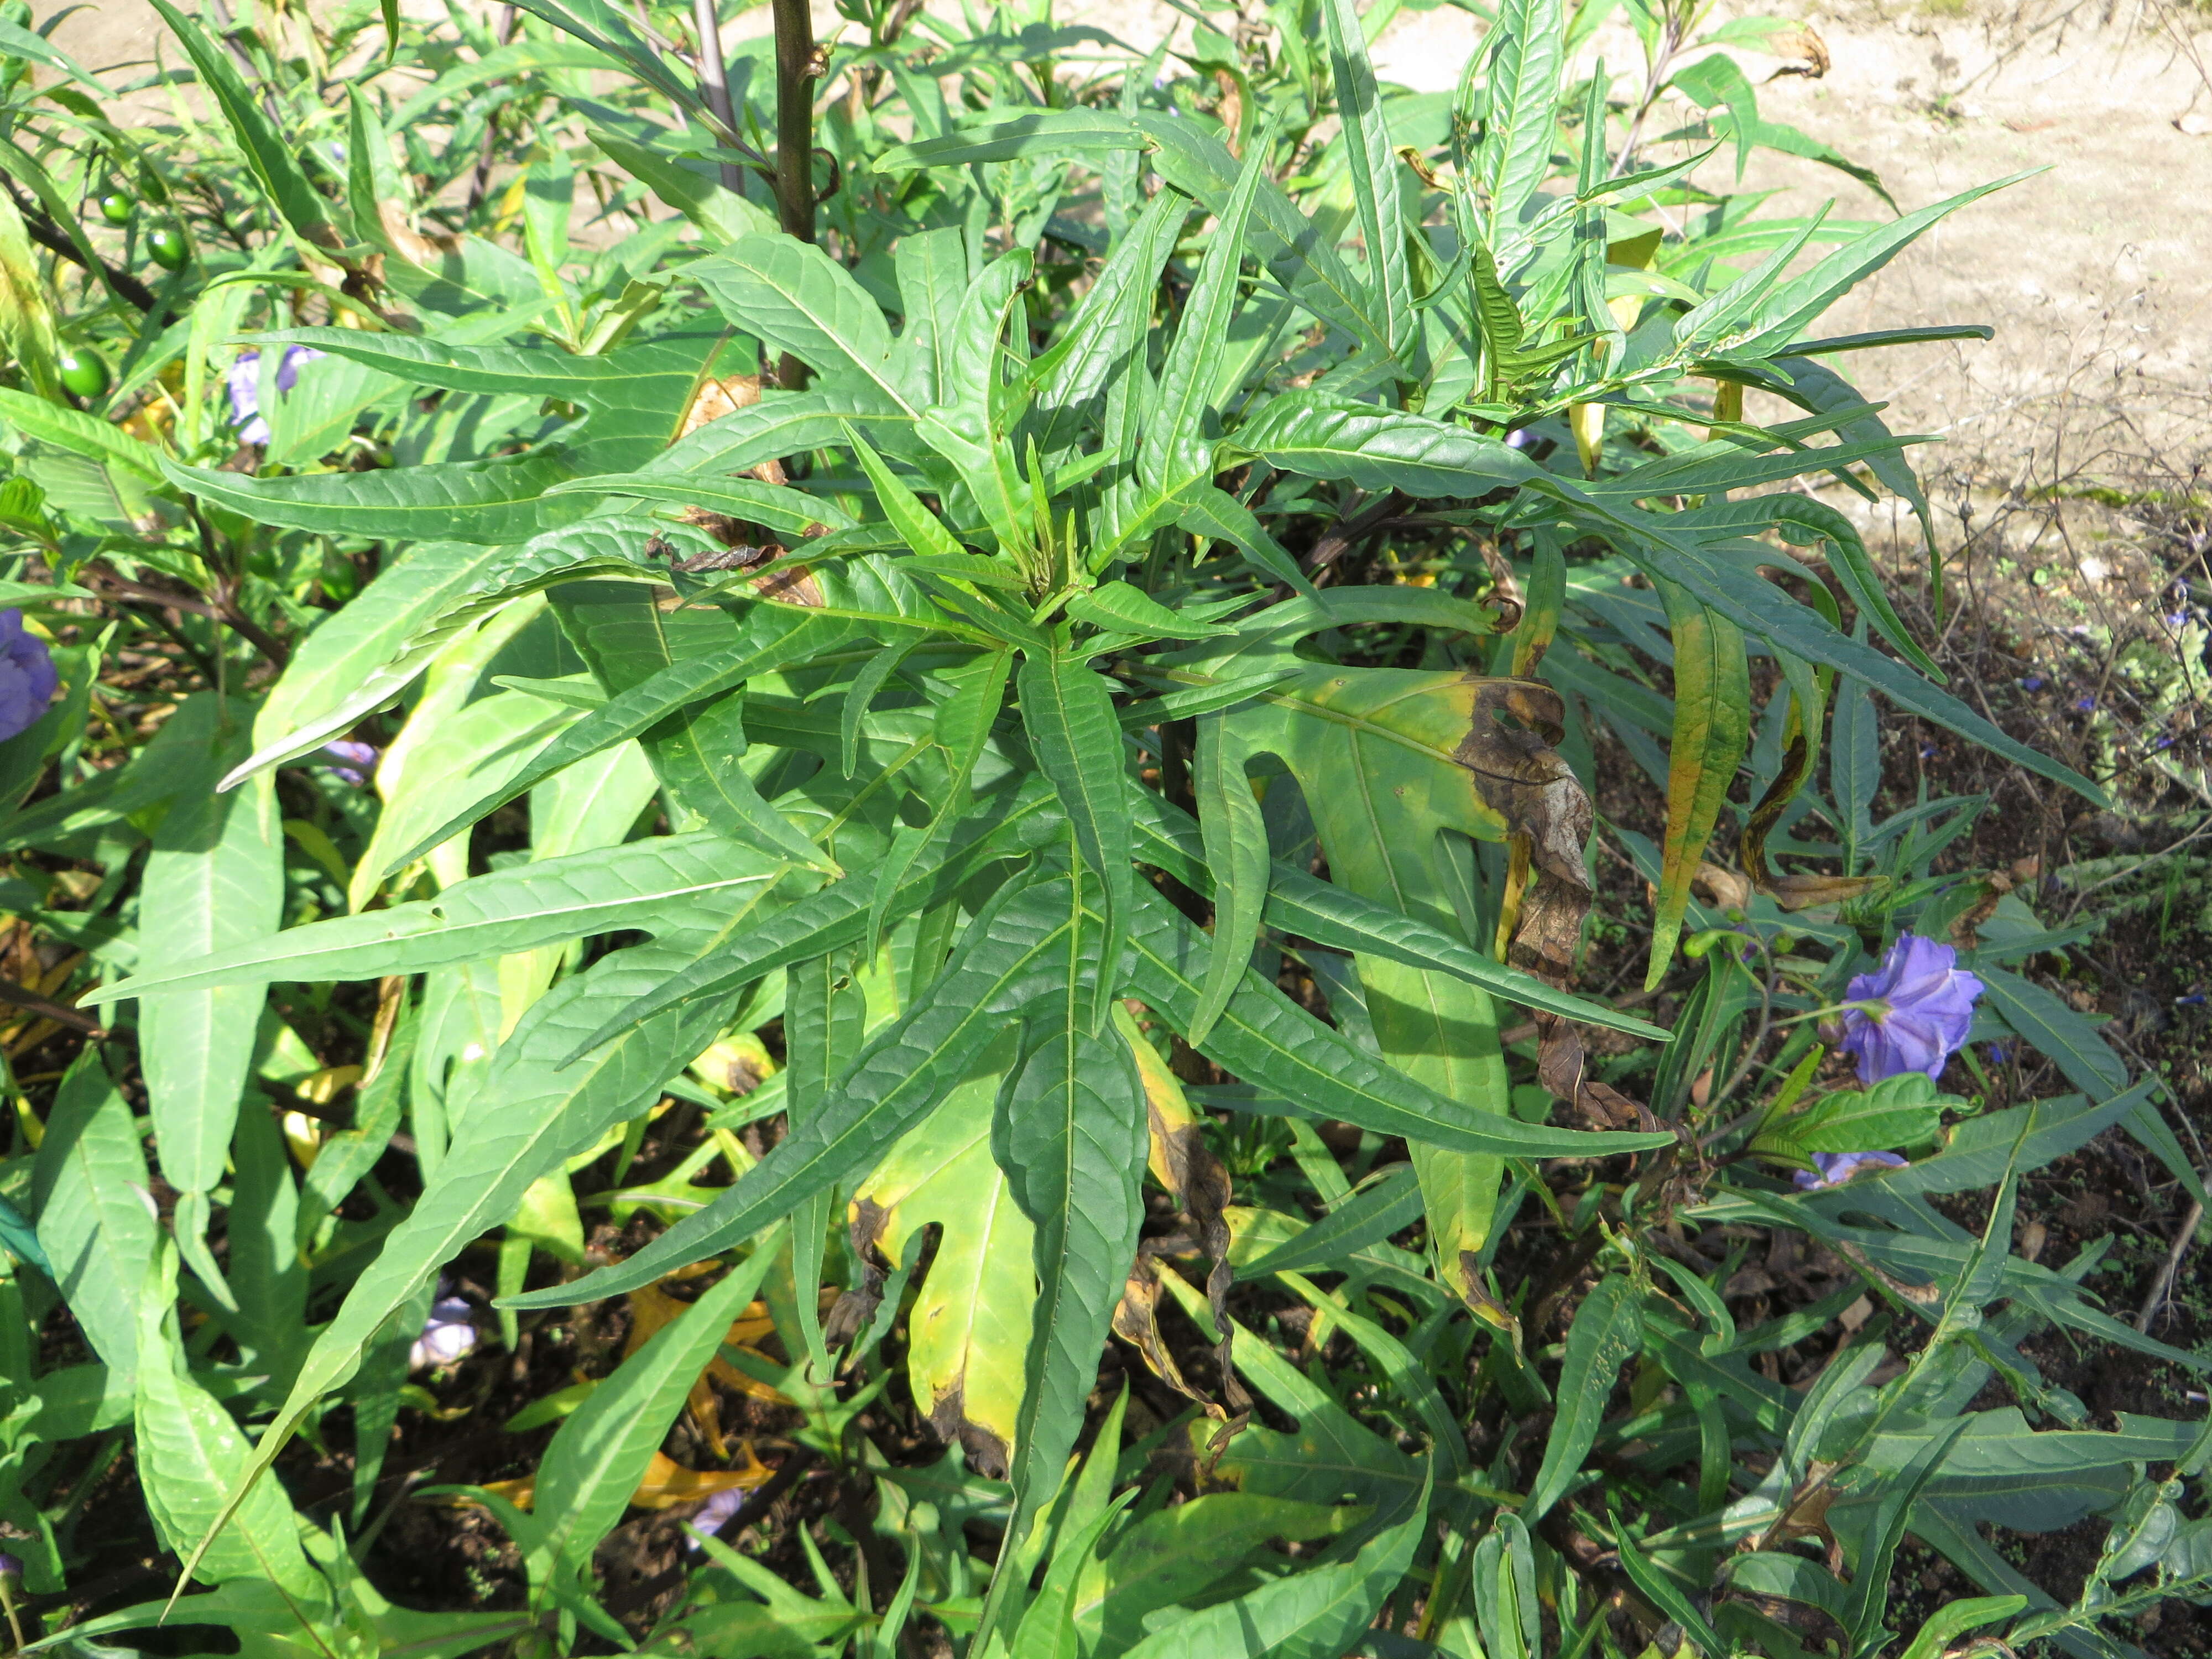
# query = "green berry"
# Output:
<box><xmin>58</xmin><ymin>348</ymin><xmax>109</xmax><ymax>400</ymax></box>
<box><xmin>145</xmin><ymin>225</ymin><xmax>188</xmax><ymax>270</ymax></box>
<box><xmin>95</xmin><ymin>190</ymin><xmax>132</xmax><ymax>227</ymax></box>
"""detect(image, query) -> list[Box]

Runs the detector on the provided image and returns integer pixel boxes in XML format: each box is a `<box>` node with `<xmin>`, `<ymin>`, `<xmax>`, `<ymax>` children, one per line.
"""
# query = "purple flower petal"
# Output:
<box><xmin>410</xmin><ymin>1293</ymin><xmax>478</xmax><ymax>1370</ymax></box>
<box><xmin>1839</xmin><ymin>933</ymin><xmax>1984</xmax><ymax>1086</ymax></box>
<box><xmin>319</xmin><ymin>738</ymin><xmax>380</xmax><ymax>787</ymax></box>
<box><xmin>274</xmin><ymin>344</ymin><xmax>325</xmax><ymax>394</ymax></box>
<box><xmin>1793</xmin><ymin>1150</ymin><xmax>1910</xmax><ymax>1190</ymax></box>
<box><xmin>226</xmin><ymin>351</ymin><xmax>268</xmax><ymax>445</ymax></box>
<box><xmin>0</xmin><ymin>1551</ymin><xmax>20</xmax><ymax>1579</ymax></box>
<box><xmin>686</xmin><ymin>1485</ymin><xmax>749</xmax><ymax>1551</ymax></box>
<box><xmin>0</xmin><ymin>609</ymin><xmax>58</xmax><ymax>743</ymax></box>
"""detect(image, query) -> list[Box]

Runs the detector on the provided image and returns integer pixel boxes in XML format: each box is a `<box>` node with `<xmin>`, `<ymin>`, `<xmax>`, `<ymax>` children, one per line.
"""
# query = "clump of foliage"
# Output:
<box><xmin>0</xmin><ymin>0</ymin><xmax>2205</xmax><ymax>1656</ymax></box>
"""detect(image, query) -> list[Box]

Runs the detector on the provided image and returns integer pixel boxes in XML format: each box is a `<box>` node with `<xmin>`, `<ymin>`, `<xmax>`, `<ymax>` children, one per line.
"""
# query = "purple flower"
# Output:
<box><xmin>0</xmin><ymin>609</ymin><xmax>57</xmax><ymax>743</ymax></box>
<box><xmin>1839</xmin><ymin>933</ymin><xmax>1985</xmax><ymax>1086</ymax></box>
<box><xmin>1793</xmin><ymin>1150</ymin><xmax>1909</xmax><ymax>1190</ymax></box>
<box><xmin>319</xmin><ymin>739</ymin><xmax>379</xmax><ymax>787</ymax></box>
<box><xmin>409</xmin><ymin>1293</ymin><xmax>477</xmax><ymax>1371</ymax></box>
<box><xmin>0</xmin><ymin>1551</ymin><xmax>20</xmax><ymax>1580</ymax></box>
<box><xmin>686</xmin><ymin>1485</ymin><xmax>748</xmax><ymax>1552</ymax></box>
<box><xmin>2074</xmin><ymin>696</ymin><xmax>2096</xmax><ymax>712</ymax></box>
<box><xmin>2167</xmin><ymin>614</ymin><xmax>2189</xmax><ymax>628</ymax></box>
<box><xmin>226</xmin><ymin>346</ymin><xmax>325</xmax><ymax>446</ymax></box>
<box><xmin>2021</xmin><ymin>676</ymin><xmax>2044</xmax><ymax>690</ymax></box>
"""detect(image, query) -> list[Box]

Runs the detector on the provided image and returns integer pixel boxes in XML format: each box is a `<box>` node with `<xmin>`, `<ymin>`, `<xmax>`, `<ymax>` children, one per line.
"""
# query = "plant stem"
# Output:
<box><xmin>770</xmin><ymin>0</ymin><xmax>817</xmax><ymax>389</ymax></box>
<box><xmin>691</xmin><ymin>0</ymin><xmax>746</xmax><ymax>195</ymax></box>
<box><xmin>771</xmin><ymin>0</ymin><xmax>816</xmax><ymax>244</ymax></box>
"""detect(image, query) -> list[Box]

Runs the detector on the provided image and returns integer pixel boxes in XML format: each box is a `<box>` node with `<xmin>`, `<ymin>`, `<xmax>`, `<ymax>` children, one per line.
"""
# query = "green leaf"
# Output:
<box><xmin>1011</xmin><ymin>1489</ymin><xmax>1134</xmax><ymax>1659</ymax></box>
<box><xmin>1611</xmin><ymin>1506</ymin><xmax>1726</xmax><ymax>1657</ymax></box>
<box><xmin>183</xmin><ymin>934</ymin><xmax>745</xmax><ymax>1574</ymax></box>
<box><xmin>1067</xmin><ymin>1494</ymin><xmax>1357</xmax><ymax>1654</ymax></box>
<box><xmin>90</xmin><ymin>833</ymin><xmax>789</xmax><ymax>1002</ymax></box>
<box><xmin>1480</xmin><ymin>0</ymin><xmax>1566</xmax><ymax>243</ymax></box>
<box><xmin>505</xmin><ymin>0</ymin><xmax>708</xmax><ymax>119</ymax></box>
<box><xmin>1115</xmin><ymin>1467</ymin><xmax>1430</xmax><ymax>1659</ymax></box>
<box><xmin>1235</xmin><ymin>1164</ymin><xmax>1423</xmax><ymax>1281</ymax></box>
<box><xmin>1320</xmin><ymin>0</ymin><xmax>1411</xmax><ymax>355</ymax></box>
<box><xmin>1569</xmin><ymin>496</ymin><xmax>2102</xmax><ymax>804</ymax></box>
<box><xmin>843</xmin><ymin>422</ymin><xmax>970</xmax><ymax>562</ymax></box>
<box><xmin>1895</xmin><ymin>1596</ymin><xmax>2026</xmax><ymax>1659</ymax></box>
<box><xmin>388</xmin><ymin>604</ymin><xmax>856</xmax><ymax>874</ymax></box>
<box><xmin>1018</xmin><ymin>649</ymin><xmax>1132</xmax><ymax>1029</ymax></box>
<box><xmin>1231</xmin><ymin>393</ymin><xmax>1539</xmax><ymax>495</ymax></box>
<box><xmin>891</xmin><ymin>227</ymin><xmax>969</xmax><ymax>407</ymax></box>
<box><xmin>259</xmin><ymin>327</ymin><xmax>739</xmax><ymax>474</ymax></box>
<box><xmin>139</xmin><ymin>698</ymin><xmax>281</xmax><ymax>1297</ymax></box>
<box><xmin>1027</xmin><ymin>188</ymin><xmax>1185</xmax><ymax>447</ymax></box>
<box><xmin>1125</xmin><ymin>886</ymin><xmax>1671</xmax><ymax>1159</ymax></box>
<box><xmin>529</xmin><ymin>1240</ymin><xmax>781</xmax><ymax>1594</ymax></box>
<box><xmin>782</xmin><ymin>959</ymin><xmax>863</xmax><ymax>1378</ymax></box>
<box><xmin>1526</xmin><ymin>1275</ymin><xmax>1643</xmax><ymax>1520</ymax></box>
<box><xmin>1732</xmin><ymin>171</ymin><xmax>2039</xmax><ymax>356</ymax></box>
<box><xmin>146</xmin><ymin>0</ymin><xmax>348</xmax><ymax>249</ymax></box>
<box><xmin>504</xmin><ymin>875</ymin><xmax>1086</xmax><ymax>1309</ymax></box>
<box><xmin>588</xmin><ymin>128</ymin><xmax>776</xmax><ymax>243</ymax></box>
<box><xmin>557</xmin><ymin>779</ymin><xmax>1065</xmax><ymax>1057</ymax></box>
<box><xmin>1142</xmin><ymin>129</ymin><xmax>1270</xmax><ymax>495</ymax></box>
<box><xmin>163</xmin><ymin>448</ymin><xmax>590</xmax><ymax>546</ymax></box>
<box><xmin>1647</xmin><ymin>576</ymin><xmax>1749</xmax><ymax>986</ymax></box>
<box><xmin>31</xmin><ymin>1050</ymin><xmax>154</xmax><ymax>1383</ymax></box>
<box><xmin>1188</xmin><ymin>713</ymin><xmax>1267</xmax><ymax>1046</ymax></box>
<box><xmin>134</xmin><ymin>1250</ymin><xmax>325</xmax><ymax>1602</ymax></box>
<box><xmin>0</xmin><ymin>385</ymin><xmax>164</xmax><ymax>481</ymax></box>
<box><xmin>1977</xmin><ymin>965</ymin><xmax>2126</xmax><ymax>1097</ymax></box>
<box><xmin>1066</xmin><ymin>582</ymin><xmax>1235</xmax><ymax>643</ymax></box>
<box><xmin>692</xmin><ymin>238</ymin><xmax>911</xmax><ymax>414</ymax></box>
<box><xmin>1752</xmin><ymin>1072</ymin><xmax>1953</xmax><ymax>1162</ymax></box>
<box><xmin>990</xmin><ymin>1006</ymin><xmax>1147</xmax><ymax>1623</ymax></box>
<box><xmin>242</xmin><ymin>540</ymin><xmax>507</xmax><ymax>783</ymax></box>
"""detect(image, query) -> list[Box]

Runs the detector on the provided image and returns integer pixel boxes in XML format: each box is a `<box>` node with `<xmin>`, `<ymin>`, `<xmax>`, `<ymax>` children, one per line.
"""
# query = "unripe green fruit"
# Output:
<box><xmin>59</xmin><ymin>348</ymin><xmax>109</xmax><ymax>399</ymax></box>
<box><xmin>145</xmin><ymin>225</ymin><xmax>188</xmax><ymax>269</ymax></box>
<box><xmin>95</xmin><ymin>190</ymin><xmax>132</xmax><ymax>227</ymax></box>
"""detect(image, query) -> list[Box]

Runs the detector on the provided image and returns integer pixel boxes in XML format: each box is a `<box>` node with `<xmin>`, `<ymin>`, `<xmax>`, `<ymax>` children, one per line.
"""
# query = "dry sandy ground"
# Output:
<box><xmin>40</xmin><ymin>0</ymin><xmax>2212</xmax><ymax>555</ymax></box>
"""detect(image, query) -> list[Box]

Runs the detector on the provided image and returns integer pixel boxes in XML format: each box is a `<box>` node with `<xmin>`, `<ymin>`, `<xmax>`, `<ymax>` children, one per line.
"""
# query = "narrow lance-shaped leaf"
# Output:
<box><xmin>557</xmin><ymin>778</ymin><xmax>1067</xmax><ymax>1060</ymax></box>
<box><xmin>1647</xmin><ymin>577</ymin><xmax>1749</xmax><ymax>987</ymax></box>
<box><xmin>1481</xmin><ymin>0</ymin><xmax>1566</xmax><ymax>247</ymax></box>
<box><xmin>1116</xmin><ymin>1467</ymin><xmax>1433</xmax><ymax>1659</ymax></box>
<box><xmin>1525</xmin><ymin>1275</ymin><xmax>1644</xmax><ymax>1520</ymax></box>
<box><xmin>133</xmin><ymin>1249</ymin><xmax>326</xmax><ymax>1604</ymax></box>
<box><xmin>175</xmin><ymin>933</ymin><xmax>747</xmax><ymax>1588</ymax></box>
<box><xmin>88</xmin><ymin>834</ymin><xmax>789</xmax><ymax>1003</ymax></box>
<box><xmin>31</xmin><ymin>1050</ymin><xmax>155</xmax><ymax>1383</ymax></box>
<box><xmin>1319</xmin><ymin>0</ymin><xmax>1411</xmax><ymax>357</ymax></box>
<box><xmin>1139</xmin><ymin>130</ymin><xmax>1270</xmax><ymax>498</ymax></box>
<box><xmin>529</xmin><ymin>1240</ymin><xmax>782</xmax><ymax>1593</ymax></box>
<box><xmin>138</xmin><ymin>702</ymin><xmax>282</xmax><ymax>1253</ymax></box>
<box><xmin>1125</xmin><ymin>885</ymin><xmax>1672</xmax><ymax>1159</ymax></box>
<box><xmin>1018</xmin><ymin>649</ymin><xmax>1131</xmax><ymax>1031</ymax></box>
<box><xmin>505</xmin><ymin>876</ymin><xmax>1087</xmax><ymax>1310</ymax></box>
<box><xmin>1188</xmin><ymin>714</ymin><xmax>1269</xmax><ymax>1046</ymax></box>
<box><xmin>783</xmin><ymin>959</ymin><xmax>865</xmax><ymax>1379</ymax></box>
<box><xmin>145</xmin><ymin>0</ymin><xmax>349</xmax><ymax>249</ymax></box>
<box><xmin>385</xmin><ymin>606</ymin><xmax>857</xmax><ymax>873</ymax></box>
<box><xmin>984</xmin><ymin>935</ymin><xmax>1147</xmax><ymax>1641</ymax></box>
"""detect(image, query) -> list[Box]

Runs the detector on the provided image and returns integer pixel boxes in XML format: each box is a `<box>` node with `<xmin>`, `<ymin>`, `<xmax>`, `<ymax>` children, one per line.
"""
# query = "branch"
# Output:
<box><xmin>2</xmin><ymin>178</ymin><xmax>159</xmax><ymax>313</ymax></box>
